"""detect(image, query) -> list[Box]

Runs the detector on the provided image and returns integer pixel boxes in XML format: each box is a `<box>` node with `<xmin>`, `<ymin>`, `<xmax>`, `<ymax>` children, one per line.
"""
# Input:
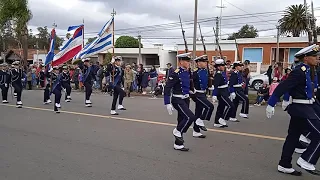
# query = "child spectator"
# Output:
<box><xmin>254</xmin><ymin>83</ymin><xmax>269</xmax><ymax>106</ymax></box>
<box><xmin>269</xmin><ymin>77</ymin><xmax>279</xmax><ymax>96</ymax></box>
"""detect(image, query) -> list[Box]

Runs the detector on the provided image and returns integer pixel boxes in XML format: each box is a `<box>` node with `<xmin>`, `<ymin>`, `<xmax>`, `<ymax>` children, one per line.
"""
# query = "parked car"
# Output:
<box><xmin>249</xmin><ymin>72</ymin><xmax>269</xmax><ymax>91</ymax></box>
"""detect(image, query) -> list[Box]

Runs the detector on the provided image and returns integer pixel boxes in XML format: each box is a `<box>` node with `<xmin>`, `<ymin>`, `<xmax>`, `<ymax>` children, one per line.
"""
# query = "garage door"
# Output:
<box><xmin>243</xmin><ymin>48</ymin><xmax>263</xmax><ymax>62</ymax></box>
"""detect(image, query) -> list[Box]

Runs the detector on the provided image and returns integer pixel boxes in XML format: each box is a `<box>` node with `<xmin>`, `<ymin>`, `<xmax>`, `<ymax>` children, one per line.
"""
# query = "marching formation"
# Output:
<box><xmin>1</xmin><ymin>44</ymin><xmax>320</xmax><ymax>176</ymax></box>
<box><xmin>164</xmin><ymin>53</ymin><xmax>250</xmax><ymax>151</ymax></box>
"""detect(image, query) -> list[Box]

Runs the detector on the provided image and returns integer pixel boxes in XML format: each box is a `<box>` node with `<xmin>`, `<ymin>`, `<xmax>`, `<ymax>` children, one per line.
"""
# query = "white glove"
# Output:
<box><xmin>4</xmin><ymin>83</ymin><xmax>8</xmax><ymax>87</ymax></box>
<box><xmin>166</xmin><ymin>104</ymin><xmax>174</xmax><ymax>115</ymax></box>
<box><xmin>266</xmin><ymin>105</ymin><xmax>275</xmax><ymax>119</ymax></box>
<box><xmin>189</xmin><ymin>90</ymin><xmax>195</xmax><ymax>94</ymax></box>
<box><xmin>230</xmin><ymin>92</ymin><xmax>236</xmax><ymax>100</ymax></box>
<box><xmin>121</xmin><ymin>87</ymin><xmax>125</xmax><ymax>90</ymax></box>
<box><xmin>208</xmin><ymin>86</ymin><xmax>214</xmax><ymax>91</ymax></box>
<box><xmin>314</xmin><ymin>88</ymin><xmax>317</xmax><ymax>93</ymax></box>
<box><xmin>281</xmin><ymin>101</ymin><xmax>290</xmax><ymax>111</ymax></box>
<box><xmin>212</xmin><ymin>96</ymin><xmax>218</xmax><ymax>103</ymax></box>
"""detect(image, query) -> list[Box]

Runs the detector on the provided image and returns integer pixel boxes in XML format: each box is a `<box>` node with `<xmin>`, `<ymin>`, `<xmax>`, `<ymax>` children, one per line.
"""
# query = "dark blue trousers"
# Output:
<box><xmin>84</xmin><ymin>81</ymin><xmax>93</xmax><ymax>101</ymax></box>
<box><xmin>12</xmin><ymin>82</ymin><xmax>22</xmax><ymax>102</ymax></box>
<box><xmin>171</xmin><ymin>97</ymin><xmax>196</xmax><ymax>135</ymax></box>
<box><xmin>215</xmin><ymin>95</ymin><xmax>234</xmax><ymax>123</ymax></box>
<box><xmin>0</xmin><ymin>85</ymin><xmax>9</xmax><ymax>101</ymax></box>
<box><xmin>231</xmin><ymin>90</ymin><xmax>249</xmax><ymax>118</ymax></box>
<box><xmin>44</xmin><ymin>84</ymin><xmax>50</xmax><ymax>102</ymax></box>
<box><xmin>62</xmin><ymin>82</ymin><xmax>71</xmax><ymax>100</ymax></box>
<box><xmin>192</xmin><ymin>93</ymin><xmax>214</xmax><ymax>132</ymax></box>
<box><xmin>52</xmin><ymin>88</ymin><xmax>61</xmax><ymax>111</ymax></box>
<box><xmin>279</xmin><ymin>103</ymin><xmax>320</xmax><ymax>168</ymax></box>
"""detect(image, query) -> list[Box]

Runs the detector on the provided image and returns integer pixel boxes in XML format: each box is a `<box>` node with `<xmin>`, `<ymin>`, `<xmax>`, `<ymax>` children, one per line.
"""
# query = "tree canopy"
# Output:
<box><xmin>227</xmin><ymin>24</ymin><xmax>258</xmax><ymax>40</ymax></box>
<box><xmin>86</xmin><ymin>37</ymin><xmax>97</xmax><ymax>46</ymax></box>
<box><xmin>317</xmin><ymin>27</ymin><xmax>320</xmax><ymax>35</ymax></box>
<box><xmin>0</xmin><ymin>0</ymin><xmax>32</xmax><ymax>65</ymax></box>
<box><xmin>115</xmin><ymin>36</ymin><xmax>142</xmax><ymax>48</ymax></box>
<box><xmin>278</xmin><ymin>4</ymin><xmax>308</xmax><ymax>37</ymax></box>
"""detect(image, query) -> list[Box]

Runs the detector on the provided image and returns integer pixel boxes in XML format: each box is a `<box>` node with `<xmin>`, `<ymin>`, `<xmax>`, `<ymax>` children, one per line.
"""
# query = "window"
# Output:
<box><xmin>243</xmin><ymin>48</ymin><xmax>263</xmax><ymax>62</ymax></box>
<box><xmin>289</xmin><ymin>48</ymin><xmax>302</xmax><ymax>63</ymax></box>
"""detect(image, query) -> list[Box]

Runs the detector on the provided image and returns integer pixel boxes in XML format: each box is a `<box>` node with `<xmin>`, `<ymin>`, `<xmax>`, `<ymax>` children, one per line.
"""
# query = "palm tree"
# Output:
<box><xmin>278</xmin><ymin>4</ymin><xmax>308</xmax><ymax>37</ymax></box>
<box><xmin>0</xmin><ymin>0</ymin><xmax>32</xmax><ymax>67</ymax></box>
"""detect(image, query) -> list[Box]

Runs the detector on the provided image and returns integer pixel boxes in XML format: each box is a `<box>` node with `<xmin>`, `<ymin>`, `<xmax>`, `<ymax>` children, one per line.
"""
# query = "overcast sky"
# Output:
<box><xmin>28</xmin><ymin>0</ymin><xmax>320</xmax><ymax>48</ymax></box>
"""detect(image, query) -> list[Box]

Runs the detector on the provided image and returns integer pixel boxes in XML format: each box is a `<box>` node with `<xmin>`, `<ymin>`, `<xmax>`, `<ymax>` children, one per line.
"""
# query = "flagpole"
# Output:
<box><xmin>50</xmin><ymin>22</ymin><xmax>57</xmax><ymax>90</ymax></box>
<box><xmin>82</xmin><ymin>18</ymin><xmax>85</xmax><ymax>49</ymax></box>
<box><xmin>111</xmin><ymin>9</ymin><xmax>116</xmax><ymax>84</ymax></box>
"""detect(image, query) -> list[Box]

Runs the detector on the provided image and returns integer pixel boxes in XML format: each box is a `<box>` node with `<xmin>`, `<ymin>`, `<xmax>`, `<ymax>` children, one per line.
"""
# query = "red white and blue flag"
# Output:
<box><xmin>52</xmin><ymin>25</ymin><xmax>84</xmax><ymax>66</ymax></box>
<box><xmin>44</xmin><ymin>28</ymin><xmax>56</xmax><ymax>66</ymax></box>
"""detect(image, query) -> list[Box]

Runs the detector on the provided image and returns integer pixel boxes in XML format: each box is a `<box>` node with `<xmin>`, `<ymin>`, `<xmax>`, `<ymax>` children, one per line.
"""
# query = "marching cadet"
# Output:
<box><xmin>0</xmin><ymin>63</ymin><xmax>10</xmax><ymax>103</ymax></box>
<box><xmin>212</xmin><ymin>59</ymin><xmax>235</xmax><ymax>128</ymax></box>
<box><xmin>107</xmin><ymin>56</ymin><xmax>126</xmax><ymax>115</ymax></box>
<box><xmin>266</xmin><ymin>44</ymin><xmax>320</xmax><ymax>176</ymax></box>
<box><xmin>49</xmin><ymin>66</ymin><xmax>63</xmax><ymax>113</ymax></box>
<box><xmin>79</xmin><ymin>58</ymin><xmax>96</xmax><ymax>107</ymax></box>
<box><xmin>61</xmin><ymin>65</ymin><xmax>72</xmax><ymax>102</ymax></box>
<box><xmin>229</xmin><ymin>61</ymin><xmax>249</xmax><ymax>120</ymax></box>
<box><xmin>191</xmin><ymin>55</ymin><xmax>214</xmax><ymax>138</ymax></box>
<box><xmin>164</xmin><ymin>52</ymin><xmax>197</xmax><ymax>151</ymax></box>
<box><xmin>10</xmin><ymin>61</ymin><xmax>23</xmax><ymax>108</ymax></box>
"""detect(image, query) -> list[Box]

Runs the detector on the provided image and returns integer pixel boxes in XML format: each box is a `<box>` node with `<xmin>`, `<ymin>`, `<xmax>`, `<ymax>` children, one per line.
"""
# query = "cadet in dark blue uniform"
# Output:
<box><xmin>266</xmin><ymin>44</ymin><xmax>320</xmax><ymax>176</ymax></box>
<box><xmin>164</xmin><ymin>52</ymin><xmax>196</xmax><ymax>151</ymax></box>
<box><xmin>0</xmin><ymin>63</ymin><xmax>10</xmax><ymax>103</ymax></box>
<box><xmin>229</xmin><ymin>61</ymin><xmax>249</xmax><ymax>120</ymax></box>
<box><xmin>61</xmin><ymin>65</ymin><xmax>72</xmax><ymax>102</ymax></box>
<box><xmin>107</xmin><ymin>56</ymin><xmax>126</xmax><ymax>115</ymax></box>
<box><xmin>191</xmin><ymin>55</ymin><xmax>213</xmax><ymax>138</ymax></box>
<box><xmin>10</xmin><ymin>61</ymin><xmax>23</xmax><ymax>108</ymax></box>
<box><xmin>50</xmin><ymin>66</ymin><xmax>63</xmax><ymax>113</ymax></box>
<box><xmin>43</xmin><ymin>69</ymin><xmax>52</xmax><ymax>105</ymax></box>
<box><xmin>213</xmin><ymin>59</ymin><xmax>234</xmax><ymax>128</ymax></box>
<box><xmin>79</xmin><ymin>58</ymin><xmax>96</xmax><ymax>107</ymax></box>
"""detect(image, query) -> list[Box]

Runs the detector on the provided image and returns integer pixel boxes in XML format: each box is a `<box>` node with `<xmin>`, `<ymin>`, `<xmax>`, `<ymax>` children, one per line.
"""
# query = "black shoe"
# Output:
<box><xmin>199</xmin><ymin>126</ymin><xmax>207</xmax><ymax>131</ymax></box>
<box><xmin>193</xmin><ymin>134</ymin><xmax>206</xmax><ymax>138</ymax></box>
<box><xmin>174</xmin><ymin>147</ymin><xmax>189</xmax><ymax>151</ymax></box>
<box><xmin>297</xmin><ymin>163</ymin><xmax>320</xmax><ymax>176</ymax></box>
<box><xmin>278</xmin><ymin>170</ymin><xmax>302</xmax><ymax>176</ymax></box>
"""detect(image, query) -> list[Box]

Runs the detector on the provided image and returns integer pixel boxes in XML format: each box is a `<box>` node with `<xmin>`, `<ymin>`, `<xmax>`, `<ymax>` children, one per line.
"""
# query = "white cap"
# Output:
<box><xmin>82</xmin><ymin>58</ymin><xmax>90</xmax><ymax>62</ymax></box>
<box><xmin>294</xmin><ymin>44</ymin><xmax>320</xmax><ymax>58</ymax></box>
<box><xmin>194</xmin><ymin>55</ymin><xmax>208</xmax><ymax>62</ymax></box>
<box><xmin>176</xmin><ymin>52</ymin><xmax>192</xmax><ymax>60</ymax></box>
<box><xmin>215</xmin><ymin>59</ymin><xmax>225</xmax><ymax>65</ymax></box>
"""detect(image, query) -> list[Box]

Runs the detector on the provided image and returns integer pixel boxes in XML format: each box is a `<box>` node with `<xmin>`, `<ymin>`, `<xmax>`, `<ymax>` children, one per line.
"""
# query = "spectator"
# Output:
<box><xmin>269</xmin><ymin>77</ymin><xmax>279</xmax><ymax>96</ymax></box>
<box><xmin>73</xmin><ymin>65</ymin><xmax>80</xmax><ymax>90</ymax></box>
<box><xmin>26</xmin><ymin>69</ymin><xmax>33</xmax><ymax>90</ymax></box>
<box><xmin>136</xmin><ymin>64</ymin><xmax>144</xmax><ymax>93</ymax></box>
<box><xmin>124</xmin><ymin>65</ymin><xmax>134</xmax><ymax>97</ymax></box>
<box><xmin>267</xmin><ymin>61</ymin><xmax>275</xmax><ymax>85</ymax></box>
<box><xmin>226</xmin><ymin>60</ymin><xmax>232</xmax><ymax>79</ymax></box>
<box><xmin>141</xmin><ymin>68</ymin><xmax>149</xmax><ymax>95</ymax></box>
<box><xmin>272</xmin><ymin>63</ymin><xmax>282</xmax><ymax>81</ymax></box>
<box><xmin>148</xmin><ymin>65</ymin><xmax>158</xmax><ymax>94</ymax></box>
<box><xmin>96</xmin><ymin>65</ymin><xmax>104</xmax><ymax>90</ymax></box>
<box><xmin>165</xmin><ymin>63</ymin><xmax>174</xmax><ymax>81</ymax></box>
<box><xmin>243</xmin><ymin>60</ymin><xmax>251</xmax><ymax>95</ymax></box>
<box><xmin>281</xmin><ymin>68</ymin><xmax>291</xmax><ymax>81</ymax></box>
<box><xmin>39</xmin><ymin>67</ymin><xmax>46</xmax><ymax>88</ymax></box>
<box><xmin>153</xmin><ymin>78</ymin><xmax>165</xmax><ymax>98</ymax></box>
<box><xmin>254</xmin><ymin>83</ymin><xmax>269</xmax><ymax>106</ymax></box>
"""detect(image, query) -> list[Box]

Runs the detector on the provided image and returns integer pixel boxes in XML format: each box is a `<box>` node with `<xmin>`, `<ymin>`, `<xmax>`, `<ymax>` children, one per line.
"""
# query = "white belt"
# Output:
<box><xmin>218</xmin><ymin>84</ymin><xmax>228</xmax><ymax>89</ymax></box>
<box><xmin>173</xmin><ymin>94</ymin><xmax>190</xmax><ymax>99</ymax></box>
<box><xmin>233</xmin><ymin>84</ymin><xmax>243</xmax><ymax>88</ymax></box>
<box><xmin>290</xmin><ymin>97</ymin><xmax>315</xmax><ymax>104</ymax></box>
<box><xmin>194</xmin><ymin>90</ymin><xmax>206</xmax><ymax>93</ymax></box>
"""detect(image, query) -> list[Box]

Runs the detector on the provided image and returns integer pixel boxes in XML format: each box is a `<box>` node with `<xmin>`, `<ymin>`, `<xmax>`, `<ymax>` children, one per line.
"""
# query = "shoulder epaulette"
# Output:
<box><xmin>217</xmin><ymin>71</ymin><xmax>221</xmax><ymax>73</ymax></box>
<box><xmin>174</xmin><ymin>68</ymin><xmax>180</xmax><ymax>73</ymax></box>
<box><xmin>301</xmin><ymin>66</ymin><xmax>306</xmax><ymax>71</ymax></box>
<box><xmin>193</xmin><ymin>68</ymin><xmax>198</xmax><ymax>71</ymax></box>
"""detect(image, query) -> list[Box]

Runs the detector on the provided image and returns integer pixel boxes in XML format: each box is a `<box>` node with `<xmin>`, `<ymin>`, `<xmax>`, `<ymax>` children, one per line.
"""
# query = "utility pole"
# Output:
<box><xmin>192</xmin><ymin>0</ymin><xmax>198</xmax><ymax>61</ymax></box>
<box><xmin>311</xmin><ymin>1</ymin><xmax>318</xmax><ymax>44</ymax></box>
<box><xmin>216</xmin><ymin>0</ymin><xmax>226</xmax><ymax>40</ymax></box>
<box><xmin>138</xmin><ymin>34</ymin><xmax>142</xmax><ymax>65</ymax></box>
<box><xmin>304</xmin><ymin>0</ymin><xmax>313</xmax><ymax>45</ymax></box>
<box><xmin>276</xmin><ymin>26</ymin><xmax>280</xmax><ymax>63</ymax></box>
<box><xmin>36</xmin><ymin>40</ymin><xmax>39</xmax><ymax>66</ymax></box>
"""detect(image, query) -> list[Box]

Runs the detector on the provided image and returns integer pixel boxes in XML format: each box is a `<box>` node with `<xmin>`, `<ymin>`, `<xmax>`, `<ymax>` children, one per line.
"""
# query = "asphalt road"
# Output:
<box><xmin>0</xmin><ymin>90</ymin><xmax>318</xmax><ymax>180</ymax></box>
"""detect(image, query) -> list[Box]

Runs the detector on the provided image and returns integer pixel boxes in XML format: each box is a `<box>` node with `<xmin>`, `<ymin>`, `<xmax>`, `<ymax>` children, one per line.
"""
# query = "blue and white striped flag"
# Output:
<box><xmin>74</xmin><ymin>17</ymin><xmax>113</xmax><ymax>61</ymax></box>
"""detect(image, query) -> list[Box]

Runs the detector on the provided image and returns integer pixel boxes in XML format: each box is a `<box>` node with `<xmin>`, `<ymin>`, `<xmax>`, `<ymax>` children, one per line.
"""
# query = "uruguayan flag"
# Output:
<box><xmin>75</xmin><ymin>17</ymin><xmax>113</xmax><ymax>60</ymax></box>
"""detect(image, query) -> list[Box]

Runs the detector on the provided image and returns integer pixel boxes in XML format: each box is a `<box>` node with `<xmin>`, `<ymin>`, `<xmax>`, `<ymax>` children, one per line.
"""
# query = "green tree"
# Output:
<box><xmin>115</xmin><ymin>36</ymin><xmax>142</xmax><ymax>48</ymax></box>
<box><xmin>0</xmin><ymin>0</ymin><xmax>32</xmax><ymax>66</ymax></box>
<box><xmin>27</xmin><ymin>26</ymin><xmax>64</xmax><ymax>50</ymax></box>
<box><xmin>86</xmin><ymin>37</ymin><xmax>97</xmax><ymax>46</ymax></box>
<box><xmin>103</xmin><ymin>52</ymin><xmax>112</xmax><ymax>65</ymax></box>
<box><xmin>278</xmin><ymin>4</ymin><xmax>308</xmax><ymax>37</ymax></box>
<box><xmin>66</xmin><ymin>33</ymin><xmax>71</xmax><ymax>40</ymax></box>
<box><xmin>227</xmin><ymin>24</ymin><xmax>258</xmax><ymax>40</ymax></box>
<box><xmin>317</xmin><ymin>26</ymin><xmax>320</xmax><ymax>35</ymax></box>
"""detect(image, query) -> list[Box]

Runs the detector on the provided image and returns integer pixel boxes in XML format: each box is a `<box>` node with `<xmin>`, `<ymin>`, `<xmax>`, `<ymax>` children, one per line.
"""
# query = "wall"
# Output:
<box><xmin>177</xmin><ymin>50</ymin><xmax>236</xmax><ymax>63</ymax></box>
<box><xmin>159</xmin><ymin>51</ymin><xmax>177</xmax><ymax>68</ymax></box>
<box><xmin>238</xmin><ymin>42</ymin><xmax>308</xmax><ymax>65</ymax></box>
